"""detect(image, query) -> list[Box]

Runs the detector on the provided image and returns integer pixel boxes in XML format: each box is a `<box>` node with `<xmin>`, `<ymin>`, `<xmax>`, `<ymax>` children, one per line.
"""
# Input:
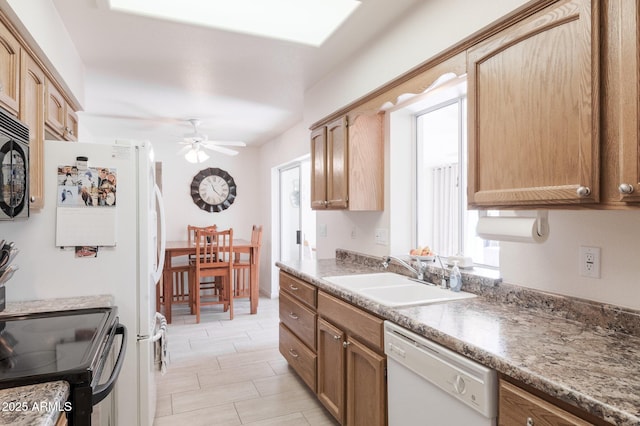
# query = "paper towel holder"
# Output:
<box><xmin>476</xmin><ymin>210</ymin><xmax>549</xmax><ymax>243</ymax></box>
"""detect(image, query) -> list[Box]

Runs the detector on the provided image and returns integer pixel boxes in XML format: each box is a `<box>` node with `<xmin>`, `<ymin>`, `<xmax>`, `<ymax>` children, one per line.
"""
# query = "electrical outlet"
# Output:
<box><xmin>350</xmin><ymin>226</ymin><xmax>357</xmax><ymax>239</ymax></box>
<box><xmin>579</xmin><ymin>246</ymin><xmax>600</xmax><ymax>278</ymax></box>
<box><xmin>318</xmin><ymin>224</ymin><xmax>327</xmax><ymax>238</ymax></box>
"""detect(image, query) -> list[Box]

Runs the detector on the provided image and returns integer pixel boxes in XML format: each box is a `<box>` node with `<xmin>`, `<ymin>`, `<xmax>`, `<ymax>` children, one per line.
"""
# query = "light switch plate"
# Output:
<box><xmin>374</xmin><ymin>228</ymin><xmax>388</xmax><ymax>245</ymax></box>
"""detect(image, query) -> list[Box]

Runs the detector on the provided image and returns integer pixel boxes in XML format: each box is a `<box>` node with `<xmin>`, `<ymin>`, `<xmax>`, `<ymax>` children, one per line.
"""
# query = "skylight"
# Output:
<box><xmin>105</xmin><ymin>0</ymin><xmax>361</xmax><ymax>46</ymax></box>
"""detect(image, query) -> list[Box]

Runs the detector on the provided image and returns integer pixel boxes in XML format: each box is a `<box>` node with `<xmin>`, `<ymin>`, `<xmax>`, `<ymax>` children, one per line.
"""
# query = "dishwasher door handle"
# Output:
<box><xmin>388</xmin><ymin>342</ymin><xmax>406</xmax><ymax>358</ymax></box>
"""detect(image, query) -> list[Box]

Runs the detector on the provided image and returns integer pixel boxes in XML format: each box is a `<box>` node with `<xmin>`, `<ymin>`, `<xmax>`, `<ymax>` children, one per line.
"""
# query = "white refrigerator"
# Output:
<box><xmin>40</xmin><ymin>139</ymin><xmax>166</xmax><ymax>426</ymax></box>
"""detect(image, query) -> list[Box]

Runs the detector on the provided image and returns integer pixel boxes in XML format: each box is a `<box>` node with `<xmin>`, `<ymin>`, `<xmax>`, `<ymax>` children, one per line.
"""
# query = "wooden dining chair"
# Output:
<box><xmin>192</xmin><ymin>228</ymin><xmax>234</xmax><ymax>323</ymax></box>
<box><xmin>233</xmin><ymin>225</ymin><xmax>263</xmax><ymax>303</ymax></box>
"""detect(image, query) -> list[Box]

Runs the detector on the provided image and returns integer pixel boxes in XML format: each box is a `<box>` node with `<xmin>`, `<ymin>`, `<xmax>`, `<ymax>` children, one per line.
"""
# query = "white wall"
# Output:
<box><xmin>303</xmin><ymin>0</ymin><xmax>640</xmax><ymax>310</ymax></box>
<box><xmin>258</xmin><ymin>122</ymin><xmax>309</xmax><ymax>297</ymax></box>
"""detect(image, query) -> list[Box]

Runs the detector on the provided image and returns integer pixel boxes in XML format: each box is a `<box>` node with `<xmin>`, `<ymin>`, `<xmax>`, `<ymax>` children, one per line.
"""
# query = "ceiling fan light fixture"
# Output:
<box><xmin>185</xmin><ymin>148</ymin><xmax>209</xmax><ymax>163</ymax></box>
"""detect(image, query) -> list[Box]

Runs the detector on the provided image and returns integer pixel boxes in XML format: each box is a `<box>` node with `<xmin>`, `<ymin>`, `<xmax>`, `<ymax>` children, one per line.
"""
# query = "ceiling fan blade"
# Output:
<box><xmin>203</xmin><ymin>144</ymin><xmax>240</xmax><ymax>156</ymax></box>
<box><xmin>206</xmin><ymin>141</ymin><xmax>246</xmax><ymax>147</ymax></box>
<box><xmin>177</xmin><ymin>145</ymin><xmax>193</xmax><ymax>155</ymax></box>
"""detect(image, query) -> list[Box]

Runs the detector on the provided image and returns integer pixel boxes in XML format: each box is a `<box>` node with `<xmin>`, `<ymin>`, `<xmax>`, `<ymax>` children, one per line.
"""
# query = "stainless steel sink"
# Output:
<box><xmin>322</xmin><ymin>272</ymin><xmax>476</xmax><ymax>307</ymax></box>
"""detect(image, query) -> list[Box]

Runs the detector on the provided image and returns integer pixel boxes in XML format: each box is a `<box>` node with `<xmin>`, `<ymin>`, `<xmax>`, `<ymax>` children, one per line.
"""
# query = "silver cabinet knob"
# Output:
<box><xmin>526</xmin><ymin>417</ymin><xmax>534</xmax><ymax>426</ymax></box>
<box><xmin>343</xmin><ymin>341</ymin><xmax>351</xmax><ymax>348</ymax></box>
<box><xmin>333</xmin><ymin>335</ymin><xmax>341</xmax><ymax>341</ymax></box>
<box><xmin>618</xmin><ymin>183</ymin><xmax>634</xmax><ymax>194</ymax></box>
<box><xmin>576</xmin><ymin>186</ymin><xmax>591</xmax><ymax>197</ymax></box>
<box><xmin>29</xmin><ymin>196</ymin><xmax>35</xmax><ymax>203</ymax></box>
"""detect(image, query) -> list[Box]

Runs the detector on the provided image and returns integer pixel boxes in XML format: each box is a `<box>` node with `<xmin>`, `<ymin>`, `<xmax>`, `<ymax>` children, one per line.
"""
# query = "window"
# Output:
<box><xmin>413</xmin><ymin>78</ymin><xmax>499</xmax><ymax>267</ymax></box>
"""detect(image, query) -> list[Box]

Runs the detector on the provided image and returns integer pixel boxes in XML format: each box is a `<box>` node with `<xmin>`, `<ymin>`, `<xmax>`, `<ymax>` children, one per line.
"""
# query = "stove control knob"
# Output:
<box><xmin>453</xmin><ymin>375</ymin><xmax>466</xmax><ymax>394</ymax></box>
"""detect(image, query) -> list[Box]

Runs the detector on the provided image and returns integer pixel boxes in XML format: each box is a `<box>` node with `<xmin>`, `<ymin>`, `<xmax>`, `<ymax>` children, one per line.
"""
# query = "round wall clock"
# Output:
<box><xmin>190</xmin><ymin>167</ymin><xmax>237</xmax><ymax>212</ymax></box>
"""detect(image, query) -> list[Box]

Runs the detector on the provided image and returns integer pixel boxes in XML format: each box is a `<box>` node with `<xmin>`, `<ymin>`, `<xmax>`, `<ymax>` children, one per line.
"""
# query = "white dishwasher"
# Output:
<box><xmin>384</xmin><ymin>321</ymin><xmax>497</xmax><ymax>425</ymax></box>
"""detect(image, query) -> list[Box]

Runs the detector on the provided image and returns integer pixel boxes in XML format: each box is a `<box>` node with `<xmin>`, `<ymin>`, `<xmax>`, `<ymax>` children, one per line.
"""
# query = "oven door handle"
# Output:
<box><xmin>93</xmin><ymin>324</ymin><xmax>127</xmax><ymax>405</ymax></box>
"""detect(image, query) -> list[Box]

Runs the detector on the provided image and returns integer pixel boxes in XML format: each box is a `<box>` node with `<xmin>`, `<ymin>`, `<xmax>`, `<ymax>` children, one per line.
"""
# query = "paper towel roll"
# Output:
<box><xmin>476</xmin><ymin>214</ymin><xmax>548</xmax><ymax>243</ymax></box>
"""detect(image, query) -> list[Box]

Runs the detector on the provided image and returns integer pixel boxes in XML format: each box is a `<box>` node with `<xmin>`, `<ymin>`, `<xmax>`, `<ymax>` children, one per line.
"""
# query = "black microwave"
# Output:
<box><xmin>0</xmin><ymin>107</ymin><xmax>29</xmax><ymax>220</ymax></box>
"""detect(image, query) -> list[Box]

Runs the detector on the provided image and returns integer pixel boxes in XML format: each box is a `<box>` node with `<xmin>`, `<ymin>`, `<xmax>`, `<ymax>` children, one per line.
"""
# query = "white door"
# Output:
<box><xmin>279</xmin><ymin>159</ymin><xmax>315</xmax><ymax>262</ymax></box>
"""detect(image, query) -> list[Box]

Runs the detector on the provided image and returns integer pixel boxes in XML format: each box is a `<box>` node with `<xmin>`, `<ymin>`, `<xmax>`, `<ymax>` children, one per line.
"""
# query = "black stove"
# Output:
<box><xmin>0</xmin><ymin>307</ymin><xmax>127</xmax><ymax>426</ymax></box>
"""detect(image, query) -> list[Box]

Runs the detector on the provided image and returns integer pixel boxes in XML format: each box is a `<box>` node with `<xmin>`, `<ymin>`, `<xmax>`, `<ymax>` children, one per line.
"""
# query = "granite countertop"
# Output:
<box><xmin>0</xmin><ymin>295</ymin><xmax>114</xmax><ymax>426</ymax></box>
<box><xmin>0</xmin><ymin>382</ymin><xmax>69</xmax><ymax>426</ymax></box>
<box><xmin>277</xmin><ymin>256</ymin><xmax>640</xmax><ymax>425</ymax></box>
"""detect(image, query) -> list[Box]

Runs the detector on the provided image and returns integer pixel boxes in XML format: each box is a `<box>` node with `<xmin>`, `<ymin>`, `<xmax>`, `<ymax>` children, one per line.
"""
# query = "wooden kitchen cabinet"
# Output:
<box><xmin>600</xmin><ymin>0</ymin><xmax>640</xmax><ymax>205</ymax></box>
<box><xmin>499</xmin><ymin>379</ymin><xmax>598</xmax><ymax>426</ymax></box>
<box><xmin>467</xmin><ymin>0</ymin><xmax>598</xmax><ymax>208</ymax></box>
<box><xmin>45</xmin><ymin>78</ymin><xmax>78</xmax><ymax>141</ymax></box>
<box><xmin>19</xmin><ymin>51</ymin><xmax>46</xmax><ymax>210</ymax></box>
<box><xmin>278</xmin><ymin>272</ymin><xmax>318</xmax><ymax>391</ymax></box>
<box><xmin>0</xmin><ymin>20</ymin><xmax>20</xmax><ymax>115</ymax></box>
<box><xmin>317</xmin><ymin>291</ymin><xmax>386</xmax><ymax>425</ymax></box>
<box><xmin>310</xmin><ymin>113</ymin><xmax>383</xmax><ymax>211</ymax></box>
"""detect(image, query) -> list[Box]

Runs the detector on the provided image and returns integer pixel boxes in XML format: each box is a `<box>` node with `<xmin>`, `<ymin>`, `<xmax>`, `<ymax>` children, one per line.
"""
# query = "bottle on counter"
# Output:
<box><xmin>449</xmin><ymin>261</ymin><xmax>462</xmax><ymax>292</ymax></box>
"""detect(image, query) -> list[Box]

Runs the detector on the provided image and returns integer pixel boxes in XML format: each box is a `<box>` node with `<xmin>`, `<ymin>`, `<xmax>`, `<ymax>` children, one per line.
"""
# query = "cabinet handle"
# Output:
<box><xmin>343</xmin><ymin>341</ymin><xmax>351</xmax><ymax>348</ymax></box>
<box><xmin>29</xmin><ymin>196</ymin><xmax>35</xmax><ymax>203</ymax></box>
<box><xmin>619</xmin><ymin>183</ymin><xmax>634</xmax><ymax>194</ymax></box>
<box><xmin>289</xmin><ymin>284</ymin><xmax>298</xmax><ymax>291</ymax></box>
<box><xmin>288</xmin><ymin>349</ymin><xmax>299</xmax><ymax>358</ymax></box>
<box><xmin>333</xmin><ymin>335</ymin><xmax>341</xmax><ymax>341</ymax></box>
<box><xmin>323</xmin><ymin>200</ymin><xmax>329</xmax><ymax>207</ymax></box>
<box><xmin>288</xmin><ymin>312</ymin><xmax>299</xmax><ymax>320</ymax></box>
<box><xmin>576</xmin><ymin>186</ymin><xmax>591</xmax><ymax>197</ymax></box>
<box><xmin>526</xmin><ymin>417</ymin><xmax>534</xmax><ymax>426</ymax></box>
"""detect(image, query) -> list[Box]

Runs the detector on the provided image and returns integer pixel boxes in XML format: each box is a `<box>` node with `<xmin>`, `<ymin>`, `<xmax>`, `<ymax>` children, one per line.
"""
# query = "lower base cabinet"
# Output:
<box><xmin>499</xmin><ymin>378</ymin><xmax>610</xmax><ymax>426</ymax></box>
<box><xmin>278</xmin><ymin>270</ymin><xmax>387</xmax><ymax>426</ymax></box>
<box><xmin>316</xmin><ymin>291</ymin><xmax>387</xmax><ymax>426</ymax></box>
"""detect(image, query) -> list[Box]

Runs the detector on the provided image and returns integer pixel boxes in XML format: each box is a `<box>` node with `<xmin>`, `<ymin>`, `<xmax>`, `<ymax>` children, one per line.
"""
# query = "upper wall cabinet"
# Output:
<box><xmin>0</xmin><ymin>22</ymin><xmax>21</xmax><ymax>115</ymax></box>
<box><xmin>310</xmin><ymin>113</ymin><xmax>383</xmax><ymax>211</ymax></box>
<box><xmin>45</xmin><ymin>79</ymin><xmax>78</xmax><ymax>141</ymax></box>
<box><xmin>19</xmin><ymin>52</ymin><xmax>46</xmax><ymax>210</ymax></box>
<box><xmin>467</xmin><ymin>0</ymin><xmax>598</xmax><ymax>208</ymax></box>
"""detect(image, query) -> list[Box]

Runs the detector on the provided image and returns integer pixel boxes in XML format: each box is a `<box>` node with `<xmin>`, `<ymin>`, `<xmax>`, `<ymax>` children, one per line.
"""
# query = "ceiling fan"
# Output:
<box><xmin>178</xmin><ymin>119</ymin><xmax>246</xmax><ymax>163</ymax></box>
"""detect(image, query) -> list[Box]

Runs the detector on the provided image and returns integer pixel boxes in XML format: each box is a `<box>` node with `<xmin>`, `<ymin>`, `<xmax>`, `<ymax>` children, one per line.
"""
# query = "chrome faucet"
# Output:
<box><xmin>382</xmin><ymin>255</ymin><xmax>425</xmax><ymax>280</ymax></box>
<box><xmin>436</xmin><ymin>255</ymin><xmax>448</xmax><ymax>289</ymax></box>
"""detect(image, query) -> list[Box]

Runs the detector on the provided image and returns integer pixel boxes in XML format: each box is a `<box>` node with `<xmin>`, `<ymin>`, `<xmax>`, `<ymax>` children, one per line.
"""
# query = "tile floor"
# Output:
<box><xmin>154</xmin><ymin>296</ymin><xmax>339</xmax><ymax>426</ymax></box>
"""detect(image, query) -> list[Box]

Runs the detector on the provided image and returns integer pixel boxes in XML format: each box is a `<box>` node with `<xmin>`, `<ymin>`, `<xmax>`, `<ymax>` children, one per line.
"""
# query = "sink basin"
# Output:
<box><xmin>323</xmin><ymin>272</ymin><xmax>476</xmax><ymax>307</ymax></box>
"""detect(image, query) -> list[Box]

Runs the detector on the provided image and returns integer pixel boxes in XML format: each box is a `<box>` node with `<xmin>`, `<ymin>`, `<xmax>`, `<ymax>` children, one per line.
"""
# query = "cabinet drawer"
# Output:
<box><xmin>499</xmin><ymin>379</ymin><xmax>592</xmax><ymax>426</ymax></box>
<box><xmin>318</xmin><ymin>291</ymin><xmax>384</xmax><ymax>351</ymax></box>
<box><xmin>279</xmin><ymin>323</ymin><xmax>317</xmax><ymax>392</ymax></box>
<box><xmin>279</xmin><ymin>290</ymin><xmax>317</xmax><ymax>350</ymax></box>
<box><xmin>280</xmin><ymin>271</ymin><xmax>317</xmax><ymax>308</ymax></box>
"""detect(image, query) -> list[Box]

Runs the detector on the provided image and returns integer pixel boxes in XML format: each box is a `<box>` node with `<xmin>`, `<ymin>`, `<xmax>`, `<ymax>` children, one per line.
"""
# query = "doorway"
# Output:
<box><xmin>279</xmin><ymin>158</ymin><xmax>316</xmax><ymax>263</ymax></box>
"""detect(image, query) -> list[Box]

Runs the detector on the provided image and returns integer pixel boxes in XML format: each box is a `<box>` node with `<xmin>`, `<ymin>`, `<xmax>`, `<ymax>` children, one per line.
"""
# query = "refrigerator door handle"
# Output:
<box><xmin>152</xmin><ymin>184</ymin><xmax>166</xmax><ymax>284</ymax></box>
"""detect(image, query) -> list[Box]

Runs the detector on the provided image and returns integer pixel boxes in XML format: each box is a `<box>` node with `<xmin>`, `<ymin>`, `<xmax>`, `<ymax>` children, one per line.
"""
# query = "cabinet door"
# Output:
<box><xmin>19</xmin><ymin>52</ymin><xmax>46</xmax><ymax>210</ymax></box>
<box><xmin>310</xmin><ymin>126</ymin><xmax>327</xmax><ymax>209</ymax></box>
<box><xmin>345</xmin><ymin>337</ymin><xmax>386</xmax><ymax>426</ymax></box>
<box><xmin>65</xmin><ymin>108</ymin><xmax>78</xmax><ymax>141</ymax></box>
<box><xmin>607</xmin><ymin>0</ymin><xmax>640</xmax><ymax>203</ymax></box>
<box><xmin>326</xmin><ymin>116</ymin><xmax>348</xmax><ymax>209</ymax></box>
<box><xmin>467</xmin><ymin>0</ymin><xmax>598</xmax><ymax>207</ymax></box>
<box><xmin>317</xmin><ymin>317</ymin><xmax>345</xmax><ymax>424</ymax></box>
<box><xmin>45</xmin><ymin>79</ymin><xmax>66</xmax><ymax>137</ymax></box>
<box><xmin>0</xmin><ymin>22</ymin><xmax>20</xmax><ymax>115</ymax></box>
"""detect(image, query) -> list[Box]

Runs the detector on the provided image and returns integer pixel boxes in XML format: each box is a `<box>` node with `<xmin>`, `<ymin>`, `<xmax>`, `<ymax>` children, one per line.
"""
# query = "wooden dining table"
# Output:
<box><xmin>161</xmin><ymin>239</ymin><xmax>259</xmax><ymax>323</ymax></box>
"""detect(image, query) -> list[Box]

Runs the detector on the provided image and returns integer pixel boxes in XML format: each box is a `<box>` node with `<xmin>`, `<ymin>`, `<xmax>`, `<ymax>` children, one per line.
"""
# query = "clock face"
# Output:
<box><xmin>190</xmin><ymin>168</ymin><xmax>237</xmax><ymax>212</ymax></box>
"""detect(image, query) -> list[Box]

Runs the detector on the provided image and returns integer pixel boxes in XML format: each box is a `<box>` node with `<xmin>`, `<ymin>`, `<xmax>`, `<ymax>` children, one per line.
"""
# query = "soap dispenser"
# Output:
<box><xmin>449</xmin><ymin>261</ymin><xmax>462</xmax><ymax>292</ymax></box>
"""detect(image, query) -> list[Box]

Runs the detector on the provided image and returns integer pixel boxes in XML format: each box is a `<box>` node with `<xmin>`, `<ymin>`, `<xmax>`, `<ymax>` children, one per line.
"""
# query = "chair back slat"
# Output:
<box><xmin>195</xmin><ymin>228</ymin><xmax>233</xmax><ymax>268</ymax></box>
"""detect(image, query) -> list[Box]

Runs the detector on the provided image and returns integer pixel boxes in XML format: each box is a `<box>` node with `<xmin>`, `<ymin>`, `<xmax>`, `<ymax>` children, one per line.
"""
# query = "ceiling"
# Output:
<box><xmin>51</xmin><ymin>0</ymin><xmax>423</xmax><ymax>147</ymax></box>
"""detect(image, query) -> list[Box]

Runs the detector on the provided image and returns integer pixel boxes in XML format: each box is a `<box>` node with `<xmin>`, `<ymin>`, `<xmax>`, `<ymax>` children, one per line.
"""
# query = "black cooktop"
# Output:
<box><xmin>0</xmin><ymin>307</ymin><xmax>117</xmax><ymax>388</ymax></box>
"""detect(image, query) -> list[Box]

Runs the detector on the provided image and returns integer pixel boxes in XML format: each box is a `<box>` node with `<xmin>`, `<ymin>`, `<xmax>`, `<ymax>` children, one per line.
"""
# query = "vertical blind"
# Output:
<box><xmin>431</xmin><ymin>163</ymin><xmax>459</xmax><ymax>256</ymax></box>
